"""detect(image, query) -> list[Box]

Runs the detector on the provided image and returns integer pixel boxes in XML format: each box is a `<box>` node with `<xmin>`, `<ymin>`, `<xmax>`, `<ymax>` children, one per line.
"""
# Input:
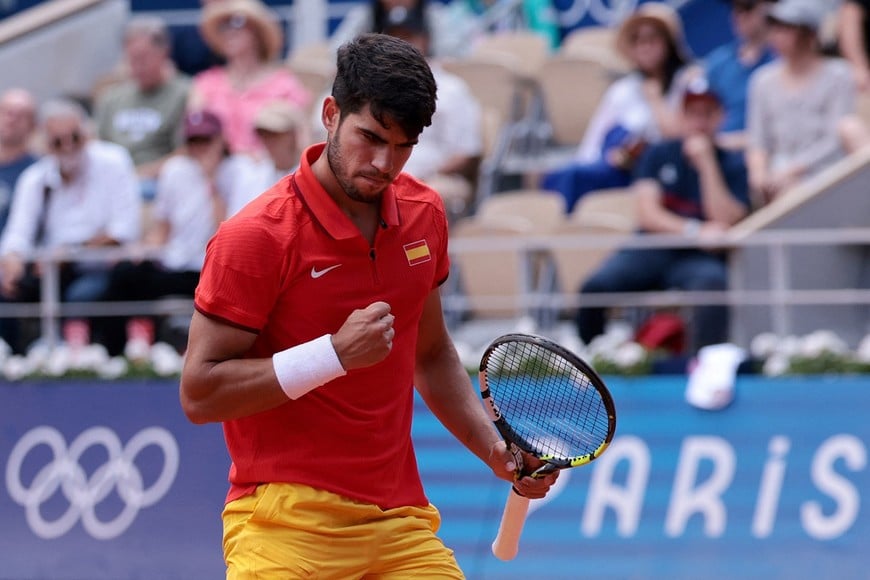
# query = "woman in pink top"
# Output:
<box><xmin>190</xmin><ymin>0</ymin><xmax>310</xmax><ymax>156</ymax></box>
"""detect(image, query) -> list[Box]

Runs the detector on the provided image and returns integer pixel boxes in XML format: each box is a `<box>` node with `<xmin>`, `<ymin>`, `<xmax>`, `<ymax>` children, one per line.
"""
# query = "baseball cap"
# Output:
<box><xmin>183</xmin><ymin>110</ymin><xmax>222</xmax><ymax>139</ymax></box>
<box><xmin>253</xmin><ymin>101</ymin><xmax>304</xmax><ymax>134</ymax></box>
<box><xmin>766</xmin><ymin>0</ymin><xmax>824</xmax><ymax>30</ymax></box>
<box><xmin>682</xmin><ymin>76</ymin><xmax>721</xmax><ymax>107</ymax></box>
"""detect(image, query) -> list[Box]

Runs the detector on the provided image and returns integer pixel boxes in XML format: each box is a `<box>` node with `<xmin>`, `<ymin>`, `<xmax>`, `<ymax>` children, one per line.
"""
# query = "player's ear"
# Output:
<box><xmin>321</xmin><ymin>97</ymin><xmax>340</xmax><ymax>134</ymax></box>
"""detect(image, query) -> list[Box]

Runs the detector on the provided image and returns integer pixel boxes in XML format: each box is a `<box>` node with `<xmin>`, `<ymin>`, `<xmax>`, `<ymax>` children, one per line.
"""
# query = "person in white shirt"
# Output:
<box><xmin>382</xmin><ymin>12</ymin><xmax>484</xmax><ymax>217</ymax></box>
<box><xmin>226</xmin><ymin>99</ymin><xmax>305</xmax><ymax>217</ymax></box>
<box><xmin>104</xmin><ymin>109</ymin><xmax>239</xmax><ymax>355</ymax></box>
<box><xmin>0</xmin><ymin>98</ymin><xmax>141</xmax><ymax>352</ymax></box>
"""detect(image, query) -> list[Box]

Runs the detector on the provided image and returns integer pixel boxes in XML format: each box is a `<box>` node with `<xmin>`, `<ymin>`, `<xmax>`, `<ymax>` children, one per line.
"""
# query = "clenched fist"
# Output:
<box><xmin>331</xmin><ymin>301</ymin><xmax>395</xmax><ymax>370</ymax></box>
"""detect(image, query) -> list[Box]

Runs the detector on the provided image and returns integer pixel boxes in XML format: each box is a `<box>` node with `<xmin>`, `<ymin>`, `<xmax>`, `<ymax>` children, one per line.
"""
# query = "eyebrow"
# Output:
<box><xmin>359</xmin><ymin>126</ymin><xmax>417</xmax><ymax>147</ymax></box>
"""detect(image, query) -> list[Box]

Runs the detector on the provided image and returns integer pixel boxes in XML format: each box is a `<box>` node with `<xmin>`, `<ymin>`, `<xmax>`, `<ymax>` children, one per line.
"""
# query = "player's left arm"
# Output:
<box><xmin>413</xmin><ymin>288</ymin><xmax>556</xmax><ymax>498</ymax></box>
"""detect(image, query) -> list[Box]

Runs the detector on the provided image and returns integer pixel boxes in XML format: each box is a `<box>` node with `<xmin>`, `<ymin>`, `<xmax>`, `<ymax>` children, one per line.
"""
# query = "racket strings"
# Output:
<box><xmin>487</xmin><ymin>342</ymin><xmax>610</xmax><ymax>461</ymax></box>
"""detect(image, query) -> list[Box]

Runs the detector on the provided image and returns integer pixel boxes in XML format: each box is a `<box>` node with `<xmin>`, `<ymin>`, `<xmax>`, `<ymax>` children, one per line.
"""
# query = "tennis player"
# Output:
<box><xmin>180</xmin><ymin>33</ymin><xmax>558</xmax><ymax>578</ymax></box>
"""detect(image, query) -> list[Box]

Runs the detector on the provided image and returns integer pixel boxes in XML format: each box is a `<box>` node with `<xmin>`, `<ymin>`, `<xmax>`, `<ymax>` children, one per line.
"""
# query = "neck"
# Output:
<box><xmin>785</xmin><ymin>50</ymin><xmax>818</xmax><ymax>74</ymax></box>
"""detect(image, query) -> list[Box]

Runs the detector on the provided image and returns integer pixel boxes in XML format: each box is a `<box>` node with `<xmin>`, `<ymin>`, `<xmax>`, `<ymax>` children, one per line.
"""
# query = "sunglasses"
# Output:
<box><xmin>219</xmin><ymin>14</ymin><xmax>247</xmax><ymax>32</ymax></box>
<box><xmin>186</xmin><ymin>135</ymin><xmax>217</xmax><ymax>145</ymax></box>
<box><xmin>48</xmin><ymin>131</ymin><xmax>82</xmax><ymax>151</ymax></box>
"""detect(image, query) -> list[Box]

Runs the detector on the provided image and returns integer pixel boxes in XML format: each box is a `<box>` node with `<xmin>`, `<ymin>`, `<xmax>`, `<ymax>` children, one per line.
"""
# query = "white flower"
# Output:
<box><xmin>124</xmin><ymin>339</ymin><xmax>151</xmax><ymax>362</ymax></box>
<box><xmin>750</xmin><ymin>332</ymin><xmax>780</xmax><ymax>360</ymax></box>
<box><xmin>3</xmin><ymin>355</ymin><xmax>32</xmax><ymax>380</ymax></box>
<box><xmin>799</xmin><ymin>330</ymin><xmax>848</xmax><ymax>358</ymax></box>
<box><xmin>613</xmin><ymin>342</ymin><xmax>646</xmax><ymax>368</ymax></box>
<box><xmin>856</xmin><ymin>334</ymin><xmax>870</xmax><ymax>363</ymax></box>
<box><xmin>44</xmin><ymin>346</ymin><xmax>73</xmax><ymax>377</ymax></box>
<box><xmin>79</xmin><ymin>344</ymin><xmax>110</xmax><ymax>371</ymax></box>
<box><xmin>98</xmin><ymin>356</ymin><xmax>129</xmax><ymax>379</ymax></box>
<box><xmin>762</xmin><ymin>353</ymin><xmax>790</xmax><ymax>377</ymax></box>
<box><xmin>150</xmin><ymin>342</ymin><xmax>183</xmax><ymax>376</ymax></box>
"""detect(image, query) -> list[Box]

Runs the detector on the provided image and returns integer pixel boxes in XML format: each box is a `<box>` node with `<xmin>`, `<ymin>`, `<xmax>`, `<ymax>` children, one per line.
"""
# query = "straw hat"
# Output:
<box><xmin>254</xmin><ymin>100</ymin><xmax>304</xmax><ymax>133</ymax></box>
<box><xmin>201</xmin><ymin>0</ymin><xmax>284</xmax><ymax>62</ymax></box>
<box><xmin>615</xmin><ymin>3</ymin><xmax>692</xmax><ymax>64</ymax></box>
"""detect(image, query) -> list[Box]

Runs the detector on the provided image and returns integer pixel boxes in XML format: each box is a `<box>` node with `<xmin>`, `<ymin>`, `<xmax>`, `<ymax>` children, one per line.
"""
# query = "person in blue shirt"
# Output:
<box><xmin>0</xmin><ymin>88</ymin><xmax>38</xmax><ymax>353</ymax></box>
<box><xmin>705</xmin><ymin>0</ymin><xmax>777</xmax><ymax>149</ymax></box>
<box><xmin>0</xmin><ymin>89</ymin><xmax>38</xmax><ymax>236</ymax></box>
<box><xmin>575</xmin><ymin>77</ymin><xmax>751</xmax><ymax>353</ymax></box>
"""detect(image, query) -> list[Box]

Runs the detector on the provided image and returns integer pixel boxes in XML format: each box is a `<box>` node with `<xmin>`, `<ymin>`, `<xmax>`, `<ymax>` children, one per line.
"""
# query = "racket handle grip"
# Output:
<box><xmin>491</xmin><ymin>487</ymin><xmax>531</xmax><ymax>561</ymax></box>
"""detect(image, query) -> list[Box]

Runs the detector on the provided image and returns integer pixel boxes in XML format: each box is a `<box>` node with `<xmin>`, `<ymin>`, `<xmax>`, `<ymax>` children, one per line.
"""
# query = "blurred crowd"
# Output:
<box><xmin>0</xmin><ymin>0</ymin><xmax>867</xmax><ymax>364</ymax></box>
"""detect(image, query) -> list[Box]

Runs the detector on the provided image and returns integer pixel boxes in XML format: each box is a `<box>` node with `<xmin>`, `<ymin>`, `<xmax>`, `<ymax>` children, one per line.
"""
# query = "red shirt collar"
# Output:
<box><xmin>292</xmin><ymin>143</ymin><xmax>400</xmax><ymax>240</ymax></box>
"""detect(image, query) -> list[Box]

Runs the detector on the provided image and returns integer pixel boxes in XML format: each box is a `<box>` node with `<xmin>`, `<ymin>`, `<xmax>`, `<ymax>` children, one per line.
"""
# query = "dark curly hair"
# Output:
<box><xmin>332</xmin><ymin>33</ymin><xmax>437</xmax><ymax>139</ymax></box>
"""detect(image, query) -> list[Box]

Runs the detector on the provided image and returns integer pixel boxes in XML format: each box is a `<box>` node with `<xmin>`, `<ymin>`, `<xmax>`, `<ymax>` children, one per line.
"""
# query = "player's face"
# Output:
<box><xmin>325</xmin><ymin>103</ymin><xmax>417</xmax><ymax>204</ymax></box>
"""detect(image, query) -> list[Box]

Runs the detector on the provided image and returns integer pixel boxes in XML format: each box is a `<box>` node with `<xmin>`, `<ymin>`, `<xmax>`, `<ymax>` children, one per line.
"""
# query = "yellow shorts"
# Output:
<box><xmin>222</xmin><ymin>482</ymin><xmax>465</xmax><ymax>579</ymax></box>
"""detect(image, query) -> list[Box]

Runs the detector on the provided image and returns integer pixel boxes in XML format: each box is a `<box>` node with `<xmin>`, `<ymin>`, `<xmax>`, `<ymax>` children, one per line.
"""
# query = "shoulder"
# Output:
<box><xmin>704</xmin><ymin>41</ymin><xmax>737</xmax><ymax>70</ymax></box>
<box><xmin>160</xmin><ymin>155</ymin><xmax>198</xmax><ymax>177</ymax></box>
<box><xmin>212</xmin><ymin>184</ymin><xmax>302</xmax><ymax>258</ymax></box>
<box><xmin>393</xmin><ymin>174</ymin><xmax>448</xmax><ymax>219</ymax></box>
<box><xmin>749</xmin><ymin>60</ymin><xmax>781</xmax><ymax>87</ymax></box>
<box><xmin>192</xmin><ymin>67</ymin><xmax>226</xmax><ymax>89</ymax></box>
<box><xmin>823</xmin><ymin>57</ymin><xmax>854</xmax><ymax>81</ymax></box>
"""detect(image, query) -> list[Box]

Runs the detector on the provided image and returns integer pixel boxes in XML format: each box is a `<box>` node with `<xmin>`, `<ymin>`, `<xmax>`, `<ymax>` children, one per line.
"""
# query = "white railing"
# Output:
<box><xmin>4</xmin><ymin>226</ymin><xmax>867</xmax><ymax>350</ymax></box>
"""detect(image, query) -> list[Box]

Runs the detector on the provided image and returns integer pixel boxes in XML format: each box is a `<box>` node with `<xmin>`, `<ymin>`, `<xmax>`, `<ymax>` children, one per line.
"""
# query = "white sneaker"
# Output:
<box><xmin>685</xmin><ymin>343</ymin><xmax>747</xmax><ymax>411</ymax></box>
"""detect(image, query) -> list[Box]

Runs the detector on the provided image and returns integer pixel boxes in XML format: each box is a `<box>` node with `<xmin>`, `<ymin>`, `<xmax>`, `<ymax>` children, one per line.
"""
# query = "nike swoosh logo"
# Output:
<box><xmin>310</xmin><ymin>264</ymin><xmax>342</xmax><ymax>279</ymax></box>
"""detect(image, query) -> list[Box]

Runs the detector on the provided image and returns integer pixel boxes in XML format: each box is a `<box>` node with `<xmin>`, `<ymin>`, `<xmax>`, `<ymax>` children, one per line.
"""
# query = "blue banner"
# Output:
<box><xmin>2</xmin><ymin>376</ymin><xmax>868</xmax><ymax>579</ymax></box>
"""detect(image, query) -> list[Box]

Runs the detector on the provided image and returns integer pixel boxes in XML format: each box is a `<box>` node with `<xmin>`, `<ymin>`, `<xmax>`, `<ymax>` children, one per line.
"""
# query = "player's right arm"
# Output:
<box><xmin>180</xmin><ymin>310</ymin><xmax>289</xmax><ymax>424</ymax></box>
<box><xmin>180</xmin><ymin>302</ymin><xmax>395</xmax><ymax>424</ymax></box>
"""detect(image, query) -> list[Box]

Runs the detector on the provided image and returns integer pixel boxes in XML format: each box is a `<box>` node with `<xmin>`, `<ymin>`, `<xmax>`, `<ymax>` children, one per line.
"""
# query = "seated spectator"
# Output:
<box><xmin>0</xmin><ymin>88</ymin><xmax>39</xmax><ymax>351</ymax></box>
<box><xmin>575</xmin><ymin>78</ymin><xmax>751</xmax><ymax>353</ymax></box>
<box><xmin>105</xmin><ymin>110</ymin><xmax>239</xmax><ymax>354</ymax></box>
<box><xmin>382</xmin><ymin>11</ymin><xmax>483</xmax><ymax>218</ymax></box>
<box><xmin>331</xmin><ymin>0</ymin><xmax>460</xmax><ymax>59</ymax></box>
<box><xmin>0</xmin><ymin>88</ymin><xmax>38</xmax><ymax>234</ymax></box>
<box><xmin>837</xmin><ymin>0</ymin><xmax>870</xmax><ymax>90</ymax></box>
<box><xmin>747</xmin><ymin>0</ymin><xmax>866</xmax><ymax>206</ymax></box>
<box><xmin>706</xmin><ymin>0</ymin><xmax>777</xmax><ymax>150</ymax></box>
<box><xmin>540</xmin><ymin>2</ymin><xmax>694</xmax><ymax>212</ymax></box>
<box><xmin>189</xmin><ymin>0</ymin><xmax>310</xmax><ymax>156</ymax></box>
<box><xmin>226</xmin><ymin>100</ymin><xmax>306</xmax><ymax>216</ymax></box>
<box><xmin>95</xmin><ymin>16</ymin><xmax>190</xmax><ymax>201</ymax></box>
<box><xmin>0</xmin><ymin>99</ymin><xmax>141</xmax><ymax>353</ymax></box>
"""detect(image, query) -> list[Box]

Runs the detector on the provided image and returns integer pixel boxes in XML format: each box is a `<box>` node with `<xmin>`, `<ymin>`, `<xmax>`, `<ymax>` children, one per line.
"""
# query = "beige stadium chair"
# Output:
<box><xmin>469</xmin><ymin>30</ymin><xmax>551</xmax><ymax>81</ymax></box>
<box><xmin>440</xmin><ymin>57</ymin><xmax>540</xmax><ymax>205</ymax></box>
<box><xmin>445</xmin><ymin>190</ymin><xmax>566</xmax><ymax>325</ymax></box>
<box><xmin>532</xmin><ymin>55</ymin><xmax>615</xmax><ymax>166</ymax></box>
<box><xmin>559</xmin><ymin>26</ymin><xmax>629</xmax><ymax>74</ymax></box>
<box><xmin>550</xmin><ymin>188</ymin><xmax>637</xmax><ymax>302</ymax></box>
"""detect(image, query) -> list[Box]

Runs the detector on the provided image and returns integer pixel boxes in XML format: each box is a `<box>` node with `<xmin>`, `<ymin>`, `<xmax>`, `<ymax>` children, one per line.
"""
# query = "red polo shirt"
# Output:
<box><xmin>195</xmin><ymin>143</ymin><xmax>450</xmax><ymax>508</ymax></box>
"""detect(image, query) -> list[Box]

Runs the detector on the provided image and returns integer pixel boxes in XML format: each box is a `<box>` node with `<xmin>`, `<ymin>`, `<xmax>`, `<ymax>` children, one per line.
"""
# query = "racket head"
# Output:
<box><xmin>479</xmin><ymin>333</ymin><xmax>616</xmax><ymax>469</ymax></box>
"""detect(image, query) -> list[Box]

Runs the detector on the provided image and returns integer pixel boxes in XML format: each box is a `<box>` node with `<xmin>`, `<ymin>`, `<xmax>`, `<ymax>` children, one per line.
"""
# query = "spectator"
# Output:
<box><xmin>575</xmin><ymin>77</ymin><xmax>751</xmax><ymax>353</ymax></box>
<box><xmin>0</xmin><ymin>88</ymin><xmax>38</xmax><ymax>235</ymax></box>
<box><xmin>226</xmin><ymin>100</ymin><xmax>307</xmax><ymax>216</ymax></box>
<box><xmin>189</xmin><ymin>0</ymin><xmax>310</xmax><ymax>156</ymax></box>
<box><xmin>0</xmin><ymin>99</ymin><xmax>141</xmax><ymax>353</ymax></box>
<box><xmin>747</xmin><ymin>0</ymin><xmax>864</xmax><ymax>206</ymax></box>
<box><xmin>382</xmin><ymin>10</ymin><xmax>483</xmax><ymax>218</ymax></box>
<box><xmin>706</xmin><ymin>0</ymin><xmax>777</xmax><ymax>150</ymax></box>
<box><xmin>95</xmin><ymin>16</ymin><xmax>190</xmax><ymax>202</ymax></box>
<box><xmin>105</xmin><ymin>110</ymin><xmax>236</xmax><ymax>354</ymax></box>
<box><xmin>331</xmin><ymin>0</ymin><xmax>459</xmax><ymax>58</ymax></box>
<box><xmin>170</xmin><ymin>0</ymin><xmax>227</xmax><ymax>78</ymax></box>
<box><xmin>541</xmin><ymin>2</ymin><xmax>694</xmax><ymax>212</ymax></box>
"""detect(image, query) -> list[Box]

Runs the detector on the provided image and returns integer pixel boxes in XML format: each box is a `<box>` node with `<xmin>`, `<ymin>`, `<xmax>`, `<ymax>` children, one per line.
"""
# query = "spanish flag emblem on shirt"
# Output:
<box><xmin>404</xmin><ymin>239</ymin><xmax>431</xmax><ymax>266</ymax></box>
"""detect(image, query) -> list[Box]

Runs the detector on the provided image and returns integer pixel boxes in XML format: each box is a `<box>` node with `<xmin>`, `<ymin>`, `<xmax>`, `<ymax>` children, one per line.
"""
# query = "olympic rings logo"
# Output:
<box><xmin>5</xmin><ymin>426</ymin><xmax>179</xmax><ymax>540</ymax></box>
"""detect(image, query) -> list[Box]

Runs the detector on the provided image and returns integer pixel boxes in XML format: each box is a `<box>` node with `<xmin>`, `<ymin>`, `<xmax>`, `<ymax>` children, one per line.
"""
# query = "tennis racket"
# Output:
<box><xmin>479</xmin><ymin>333</ymin><xmax>617</xmax><ymax>561</ymax></box>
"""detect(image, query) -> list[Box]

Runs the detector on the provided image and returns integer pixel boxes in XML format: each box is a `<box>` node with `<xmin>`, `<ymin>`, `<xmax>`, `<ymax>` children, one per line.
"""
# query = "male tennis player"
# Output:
<box><xmin>180</xmin><ymin>33</ymin><xmax>558</xmax><ymax>578</ymax></box>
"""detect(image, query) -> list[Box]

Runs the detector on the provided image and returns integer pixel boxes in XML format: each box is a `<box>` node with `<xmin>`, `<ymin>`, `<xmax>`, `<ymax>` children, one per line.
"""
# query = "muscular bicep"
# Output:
<box><xmin>185</xmin><ymin>309</ymin><xmax>259</xmax><ymax>366</ymax></box>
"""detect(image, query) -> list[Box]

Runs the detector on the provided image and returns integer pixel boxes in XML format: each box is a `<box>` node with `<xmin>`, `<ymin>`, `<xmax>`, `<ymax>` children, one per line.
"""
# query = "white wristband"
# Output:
<box><xmin>272</xmin><ymin>334</ymin><xmax>347</xmax><ymax>400</ymax></box>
